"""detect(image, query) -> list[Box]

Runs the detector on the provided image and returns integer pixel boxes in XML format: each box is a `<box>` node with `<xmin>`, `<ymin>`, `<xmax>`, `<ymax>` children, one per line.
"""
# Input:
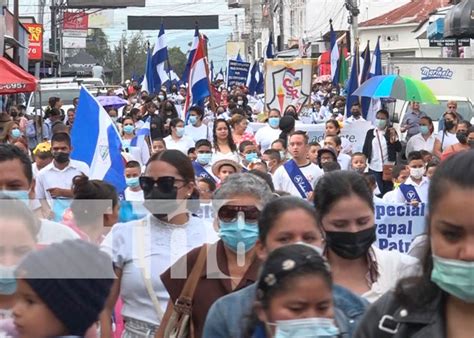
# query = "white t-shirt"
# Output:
<box><xmin>122</xmin><ymin>139</ymin><xmax>150</xmax><ymax>167</ymax></box>
<box><xmin>163</xmin><ymin>135</ymin><xmax>195</xmax><ymax>154</ymax></box>
<box><xmin>405</xmin><ymin>133</ymin><xmax>436</xmax><ymax>157</ymax></box>
<box><xmin>101</xmin><ymin>215</ymin><xmax>218</xmax><ymax>325</ymax></box>
<box><xmin>436</xmin><ymin>131</ymin><xmax>458</xmax><ymax>151</ymax></box>
<box><xmin>124</xmin><ymin>188</ymin><xmax>144</xmax><ymax>202</ymax></box>
<box><xmin>255</xmin><ymin>124</ymin><xmax>281</xmax><ymax>152</ymax></box>
<box><xmin>337</xmin><ymin>153</ymin><xmax>351</xmax><ymax>170</ymax></box>
<box><xmin>211</xmin><ymin>150</ymin><xmax>240</xmax><ymax>164</ymax></box>
<box><xmin>35</xmin><ymin>160</ymin><xmax>90</xmax><ymax>206</ymax></box>
<box><xmin>185</xmin><ymin>124</ymin><xmax>209</xmax><ymax>142</ymax></box>
<box><xmin>273</xmin><ymin>160</ymin><xmax>324</xmax><ymax>197</ymax></box>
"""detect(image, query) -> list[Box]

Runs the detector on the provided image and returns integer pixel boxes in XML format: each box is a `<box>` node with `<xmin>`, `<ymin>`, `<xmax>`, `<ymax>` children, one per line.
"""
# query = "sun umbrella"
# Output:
<box><xmin>96</xmin><ymin>96</ymin><xmax>129</xmax><ymax>109</ymax></box>
<box><xmin>352</xmin><ymin>75</ymin><xmax>438</xmax><ymax>104</ymax></box>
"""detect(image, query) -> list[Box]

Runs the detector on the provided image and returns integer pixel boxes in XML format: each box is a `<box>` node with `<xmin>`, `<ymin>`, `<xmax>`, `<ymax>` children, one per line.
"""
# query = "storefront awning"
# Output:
<box><xmin>444</xmin><ymin>0</ymin><xmax>474</xmax><ymax>39</ymax></box>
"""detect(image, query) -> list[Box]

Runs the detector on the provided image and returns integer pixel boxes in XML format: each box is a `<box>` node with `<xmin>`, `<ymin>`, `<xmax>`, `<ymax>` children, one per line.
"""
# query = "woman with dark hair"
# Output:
<box><xmin>67</xmin><ymin>175</ymin><xmax>119</xmax><ymax>243</ymax></box>
<box><xmin>203</xmin><ymin>196</ymin><xmax>368</xmax><ymax>338</ymax></box>
<box><xmin>362</xmin><ymin>109</ymin><xmax>402</xmax><ymax>195</ymax></box>
<box><xmin>325</xmin><ymin>119</ymin><xmax>351</xmax><ymax>154</ymax></box>
<box><xmin>355</xmin><ymin>151</ymin><xmax>474</xmax><ymax>337</ymax></box>
<box><xmin>163</xmin><ymin>118</ymin><xmax>194</xmax><ymax>154</ymax></box>
<box><xmin>212</xmin><ymin>118</ymin><xmax>240</xmax><ymax>163</ymax></box>
<box><xmin>433</xmin><ymin>111</ymin><xmax>459</xmax><ymax>158</ymax></box>
<box><xmin>121</xmin><ymin>116</ymin><xmax>150</xmax><ymax>167</ymax></box>
<box><xmin>278</xmin><ymin>115</ymin><xmax>296</xmax><ymax>148</ymax></box>
<box><xmin>313</xmin><ymin>171</ymin><xmax>417</xmax><ymax>303</ymax></box>
<box><xmin>440</xmin><ymin>121</ymin><xmax>472</xmax><ymax>160</ymax></box>
<box><xmin>405</xmin><ymin>115</ymin><xmax>436</xmax><ymax>157</ymax></box>
<box><xmin>100</xmin><ymin>150</ymin><xmax>218</xmax><ymax>337</ymax></box>
<box><xmin>283</xmin><ymin>104</ymin><xmax>300</xmax><ymax>122</ymax></box>
<box><xmin>159</xmin><ymin>100</ymin><xmax>179</xmax><ymax>136</ymax></box>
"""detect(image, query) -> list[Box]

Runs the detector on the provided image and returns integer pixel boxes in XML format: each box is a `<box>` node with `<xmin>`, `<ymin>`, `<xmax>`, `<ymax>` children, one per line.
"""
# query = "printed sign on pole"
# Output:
<box><xmin>24</xmin><ymin>23</ymin><xmax>43</xmax><ymax>60</ymax></box>
<box><xmin>227</xmin><ymin>60</ymin><xmax>251</xmax><ymax>87</ymax></box>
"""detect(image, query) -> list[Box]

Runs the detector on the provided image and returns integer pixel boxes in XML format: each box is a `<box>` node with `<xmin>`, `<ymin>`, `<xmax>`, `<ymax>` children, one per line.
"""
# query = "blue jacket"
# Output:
<box><xmin>202</xmin><ymin>283</ymin><xmax>368</xmax><ymax>338</ymax></box>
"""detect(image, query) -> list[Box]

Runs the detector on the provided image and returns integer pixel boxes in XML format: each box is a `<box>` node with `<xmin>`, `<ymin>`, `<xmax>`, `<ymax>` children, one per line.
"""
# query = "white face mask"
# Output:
<box><xmin>410</xmin><ymin>167</ymin><xmax>425</xmax><ymax>180</ymax></box>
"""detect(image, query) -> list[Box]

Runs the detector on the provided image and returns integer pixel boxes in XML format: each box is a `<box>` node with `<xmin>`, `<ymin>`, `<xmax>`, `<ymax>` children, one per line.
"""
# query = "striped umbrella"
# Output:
<box><xmin>352</xmin><ymin>75</ymin><xmax>438</xmax><ymax>104</ymax></box>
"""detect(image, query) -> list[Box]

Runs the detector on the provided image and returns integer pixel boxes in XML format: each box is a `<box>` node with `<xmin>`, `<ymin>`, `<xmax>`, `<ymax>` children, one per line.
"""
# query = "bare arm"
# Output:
<box><xmin>433</xmin><ymin>138</ymin><xmax>442</xmax><ymax>159</ymax></box>
<box><xmin>99</xmin><ymin>267</ymin><xmax>122</xmax><ymax>338</ymax></box>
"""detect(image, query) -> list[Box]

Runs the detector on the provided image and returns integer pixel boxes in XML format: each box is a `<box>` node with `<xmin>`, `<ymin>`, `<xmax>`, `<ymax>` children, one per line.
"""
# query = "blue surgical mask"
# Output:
<box><xmin>11</xmin><ymin>129</ymin><xmax>21</xmax><ymax>138</ymax></box>
<box><xmin>271</xmin><ymin>317</ymin><xmax>340</xmax><ymax>338</ymax></box>
<box><xmin>431</xmin><ymin>255</ymin><xmax>474</xmax><ymax>303</ymax></box>
<box><xmin>0</xmin><ymin>265</ymin><xmax>17</xmax><ymax>295</ymax></box>
<box><xmin>375</xmin><ymin>118</ymin><xmax>387</xmax><ymax>129</ymax></box>
<box><xmin>245</xmin><ymin>152</ymin><xmax>258</xmax><ymax>163</ymax></box>
<box><xmin>420</xmin><ymin>125</ymin><xmax>430</xmax><ymax>135</ymax></box>
<box><xmin>189</xmin><ymin>116</ymin><xmax>198</xmax><ymax>126</ymax></box>
<box><xmin>218</xmin><ymin>215</ymin><xmax>259</xmax><ymax>253</ymax></box>
<box><xmin>176</xmin><ymin>127</ymin><xmax>185</xmax><ymax>137</ymax></box>
<box><xmin>0</xmin><ymin>190</ymin><xmax>30</xmax><ymax>207</ymax></box>
<box><xmin>268</xmin><ymin>117</ymin><xmax>280</xmax><ymax>129</ymax></box>
<box><xmin>197</xmin><ymin>153</ymin><xmax>212</xmax><ymax>166</ymax></box>
<box><xmin>126</xmin><ymin>177</ymin><xmax>140</xmax><ymax>188</ymax></box>
<box><xmin>123</xmin><ymin>125</ymin><xmax>134</xmax><ymax>134</ymax></box>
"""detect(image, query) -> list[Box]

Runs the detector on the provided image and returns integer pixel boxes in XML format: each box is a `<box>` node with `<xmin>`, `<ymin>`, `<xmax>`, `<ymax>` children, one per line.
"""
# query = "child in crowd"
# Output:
<box><xmin>420</xmin><ymin>150</ymin><xmax>433</xmax><ymax>164</ymax></box>
<box><xmin>425</xmin><ymin>159</ymin><xmax>439</xmax><ymax>179</ymax></box>
<box><xmin>322</xmin><ymin>161</ymin><xmax>341</xmax><ymax>173</ymax></box>
<box><xmin>363</xmin><ymin>172</ymin><xmax>385</xmax><ymax>203</ymax></box>
<box><xmin>308</xmin><ymin>141</ymin><xmax>321</xmax><ymax>165</ymax></box>
<box><xmin>351</xmin><ymin>152</ymin><xmax>367</xmax><ymax>173</ymax></box>
<box><xmin>187</xmin><ymin>147</ymin><xmax>197</xmax><ymax>162</ymax></box>
<box><xmin>124</xmin><ymin>160</ymin><xmax>144</xmax><ymax>202</ymax></box>
<box><xmin>32</xmin><ymin>142</ymin><xmax>53</xmax><ymax>178</ymax></box>
<box><xmin>317</xmin><ymin>147</ymin><xmax>338</xmax><ymax>168</ymax></box>
<box><xmin>323</xmin><ymin>135</ymin><xmax>351</xmax><ymax>170</ymax></box>
<box><xmin>151</xmin><ymin>138</ymin><xmax>166</xmax><ymax>155</ymax></box>
<box><xmin>382</xmin><ymin>164</ymin><xmax>410</xmax><ymax>202</ymax></box>
<box><xmin>248</xmin><ymin>160</ymin><xmax>268</xmax><ymax>174</ymax></box>
<box><xmin>197</xmin><ymin>177</ymin><xmax>216</xmax><ymax>204</ymax></box>
<box><xmin>239</xmin><ymin>140</ymin><xmax>259</xmax><ymax>169</ymax></box>
<box><xmin>211</xmin><ymin>159</ymin><xmax>242</xmax><ymax>184</ymax></box>
<box><xmin>262</xmin><ymin>149</ymin><xmax>282</xmax><ymax>175</ymax></box>
<box><xmin>271</xmin><ymin>139</ymin><xmax>288</xmax><ymax>162</ymax></box>
<box><xmin>12</xmin><ymin>240</ymin><xmax>115</xmax><ymax>337</ymax></box>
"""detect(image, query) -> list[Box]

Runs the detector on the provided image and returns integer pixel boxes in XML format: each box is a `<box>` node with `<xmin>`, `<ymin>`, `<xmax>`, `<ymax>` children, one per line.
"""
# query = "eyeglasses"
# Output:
<box><xmin>218</xmin><ymin>205</ymin><xmax>261</xmax><ymax>223</ymax></box>
<box><xmin>139</xmin><ymin>176</ymin><xmax>186</xmax><ymax>192</ymax></box>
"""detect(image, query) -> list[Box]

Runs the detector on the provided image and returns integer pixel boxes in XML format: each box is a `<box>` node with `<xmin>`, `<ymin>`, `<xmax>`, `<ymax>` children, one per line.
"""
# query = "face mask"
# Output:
<box><xmin>0</xmin><ymin>265</ymin><xmax>17</xmax><ymax>295</ymax></box>
<box><xmin>271</xmin><ymin>317</ymin><xmax>340</xmax><ymax>338</ymax></box>
<box><xmin>352</xmin><ymin>166</ymin><xmax>365</xmax><ymax>173</ymax></box>
<box><xmin>11</xmin><ymin>129</ymin><xmax>21</xmax><ymax>138</ymax></box>
<box><xmin>126</xmin><ymin>177</ymin><xmax>140</xmax><ymax>188</ymax></box>
<box><xmin>420</xmin><ymin>125</ymin><xmax>430</xmax><ymax>135</ymax></box>
<box><xmin>53</xmin><ymin>151</ymin><xmax>70</xmax><ymax>164</ymax></box>
<box><xmin>197</xmin><ymin>153</ymin><xmax>212</xmax><ymax>166</ymax></box>
<box><xmin>245</xmin><ymin>152</ymin><xmax>258</xmax><ymax>163</ymax></box>
<box><xmin>123</xmin><ymin>125</ymin><xmax>135</xmax><ymax>134</ymax></box>
<box><xmin>409</xmin><ymin>167</ymin><xmax>425</xmax><ymax>180</ymax></box>
<box><xmin>143</xmin><ymin>185</ymin><xmax>179</xmax><ymax>220</ymax></box>
<box><xmin>111</xmin><ymin>116</ymin><xmax>118</xmax><ymax>123</ymax></box>
<box><xmin>158</xmin><ymin>95</ymin><xmax>165</xmax><ymax>101</ymax></box>
<box><xmin>456</xmin><ymin>131</ymin><xmax>467</xmax><ymax>144</ymax></box>
<box><xmin>131</xmin><ymin>98</ymin><xmax>138</xmax><ymax>104</ymax></box>
<box><xmin>431</xmin><ymin>255</ymin><xmax>474</xmax><ymax>303</ymax></box>
<box><xmin>279</xmin><ymin>151</ymin><xmax>286</xmax><ymax>160</ymax></box>
<box><xmin>218</xmin><ymin>216</ymin><xmax>259</xmax><ymax>253</ymax></box>
<box><xmin>445</xmin><ymin>120</ymin><xmax>455</xmax><ymax>130</ymax></box>
<box><xmin>469</xmin><ymin>140</ymin><xmax>474</xmax><ymax>149</ymax></box>
<box><xmin>189</xmin><ymin>116</ymin><xmax>198</xmax><ymax>126</ymax></box>
<box><xmin>237</xmin><ymin>100</ymin><xmax>244</xmax><ymax>106</ymax></box>
<box><xmin>375</xmin><ymin>118</ymin><xmax>387</xmax><ymax>129</ymax></box>
<box><xmin>1</xmin><ymin>189</ymin><xmax>29</xmax><ymax>201</ymax></box>
<box><xmin>268</xmin><ymin>117</ymin><xmax>280</xmax><ymax>128</ymax></box>
<box><xmin>176</xmin><ymin>127</ymin><xmax>185</xmax><ymax>137</ymax></box>
<box><xmin>325</xmin><ymin>226</ymin><xmax>376</xmax><ymax>259</ymax></box>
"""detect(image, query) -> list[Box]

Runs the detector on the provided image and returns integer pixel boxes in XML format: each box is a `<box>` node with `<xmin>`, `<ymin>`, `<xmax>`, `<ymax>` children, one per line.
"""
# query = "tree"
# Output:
<box><xmin>86</xmin><ymin>28</ymin><xmax>111</xmax><ymax>65</ymax></box>
<box><xmin>168</xmin><ymin>47</ymin><xmax>187</xmax><ymax>79</ymax></box>
<box><xmin>109</xmin><ymin>32</ymin><xmax>147</xmax><ymax>84</ymax></box>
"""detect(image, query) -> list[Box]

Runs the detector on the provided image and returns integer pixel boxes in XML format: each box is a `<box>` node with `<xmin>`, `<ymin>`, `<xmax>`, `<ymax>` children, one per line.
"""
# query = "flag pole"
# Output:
<box><xmin>202</xmin><ymin>34</ymin><xmax>217</xmax><ymax>113</ymax></box>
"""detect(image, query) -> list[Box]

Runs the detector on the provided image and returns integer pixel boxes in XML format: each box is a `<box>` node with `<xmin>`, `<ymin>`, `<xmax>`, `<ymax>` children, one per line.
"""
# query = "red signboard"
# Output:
<box><xmin>63</xmin><ymin>12</ymin><xmax>89</xmax><ymax>30</ymax></box>
<box><xmin>23</xmin><ymin>23</ymin><xmax>43</xmax><ymax>61</ymax></box>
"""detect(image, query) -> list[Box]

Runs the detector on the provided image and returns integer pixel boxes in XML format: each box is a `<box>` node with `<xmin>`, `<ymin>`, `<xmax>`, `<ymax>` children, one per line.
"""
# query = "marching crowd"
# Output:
<box><xmin>0</xmin><ymin>80</ymin><xmax>473</xmax><ymax>338</ymax></box>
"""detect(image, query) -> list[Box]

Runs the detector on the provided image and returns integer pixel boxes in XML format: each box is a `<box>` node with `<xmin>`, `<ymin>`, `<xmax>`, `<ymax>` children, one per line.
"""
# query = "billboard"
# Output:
<box><xmin>63</xmin><ymin>12</ymin><xmax>88</xmax><ymax>30</ymax></box>
<box><xmin>128</xmin><ymin>15</ymin><xmax>219</xmax><ymax>30</ymax></box>
<box><xmin>67</xmin><ymin>0</ymin><xmax>145</xmax><ymax>8</ymax></box>
<box><xmin>23</xmin><ymin>23</ymin><xmax>43</xmax><ymax>60</ymax></box>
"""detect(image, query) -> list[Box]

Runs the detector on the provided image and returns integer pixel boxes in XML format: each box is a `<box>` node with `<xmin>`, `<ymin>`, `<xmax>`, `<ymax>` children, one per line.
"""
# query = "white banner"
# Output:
<box><xmin>248</xmin><ymin>120</ymin><xmax>372</xmax><ymax>153</ymax></box>
<box><xmin>374</xmin><ymin>202</ymin><xmax>427</xmax><ymax>253</ymax></box>
<box><xmin>264</xmin><ymin>59</ymin><xmax>315</xmax><ymax>113</ymax></box>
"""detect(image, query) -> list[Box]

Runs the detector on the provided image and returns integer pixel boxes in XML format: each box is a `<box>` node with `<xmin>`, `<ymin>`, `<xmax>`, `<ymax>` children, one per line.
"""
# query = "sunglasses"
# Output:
<box><xmin>218</xmin><ymin>205</ymin><xmax>261</xmax><ymax>223</ymax></box>
<box><xmin>139</xmin><ymin>176</ymin><xmax>186</xmax><ymax>192</ymax></box>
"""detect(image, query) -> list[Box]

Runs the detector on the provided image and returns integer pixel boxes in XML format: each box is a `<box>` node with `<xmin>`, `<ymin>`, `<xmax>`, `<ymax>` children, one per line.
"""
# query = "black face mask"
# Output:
<box><xmin>445</xmin><ymin>120</ymin><xmax>455</xmax><ymax>130</ymax></box>
<box><xmin>352</xmin><ymin>110</ymin><xmax>361</xmax><ymax>118</ymax></box>
<box><xmin>141</xmin><ymin>177</ymin><xmax>180</xmax><ymax>220</ymax></box>
<box><xmin>456</xmin><ymin>131</ymin><xmax>468</xmax><ymax>144</ymax></box>
<box><xmin>469</xmin><ymin>140</ymin><xmax>474</xmax><ymax>149</ymax></box>
<box><xmin>325</xmin><ymin>226</ymin><xmax>376</xmax><ymax>260</ymax></box>
<box><xmin>53</xmin><ymin>152</ymin><xmax>70</xmax><ymax>164</ymax></box>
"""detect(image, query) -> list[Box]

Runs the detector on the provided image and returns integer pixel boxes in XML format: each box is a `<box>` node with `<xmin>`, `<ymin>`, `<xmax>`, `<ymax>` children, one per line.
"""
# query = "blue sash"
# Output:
<box><xmin>283</xmin><ymin>160</ymin><xmax>313</xmax><ymax>199</ymax></box>
<box><xmin>192</xmin><ymin>161</ymin><xmax>216</xmax><ymax>183</ymax></box>
<box><xmin>399</xmin><ymin>184</ymin><xmax>421</xmax><ymax>203</ymax></box>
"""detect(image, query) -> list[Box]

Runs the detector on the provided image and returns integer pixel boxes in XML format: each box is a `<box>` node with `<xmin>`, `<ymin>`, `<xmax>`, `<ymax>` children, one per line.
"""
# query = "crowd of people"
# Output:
<box><xmin>0</xmin><ymin>79</ymin><xmax>473</xmax><ymax>338</ymax></box>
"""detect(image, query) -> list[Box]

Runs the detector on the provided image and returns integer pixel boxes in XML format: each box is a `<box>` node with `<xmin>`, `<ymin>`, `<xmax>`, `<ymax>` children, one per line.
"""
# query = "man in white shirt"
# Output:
<box><xmin>323</xmin><ymin>135</ymin><xmax>351</xmax><ymax>170</ymax></box>
<box><xmin>405</xmin><ymin>116</ymin><xmax>436</xmax><ymax>157</ymax></box>
<box><xmin>35</xmin><ymin>132</ymin><xmax>90</xmax><ymax>220</ymax></box>
<box><xmin>387</xmin><ymin>151</ymin><xmax>429</xmax><ymax>205</ymax></box>
<box><xmin>345</xmin><ymin>102</ymin><xmax>367</xmax><ymax>124</ymax></box>
<box><xmin>184</xmin><ymin>106</ymin><xmax>209</xmax><ymax>142</ymax></box>
<box><xmin>273</xmin><ymin>131</ymin><xmax>324</xmax><ymax>198</ymax></box>
<box><xmin>255</xmin><ymin>109</ymin><xmax>282</xmax><ymax>152</ymax></box>
<box><xmin>124</xmin><ymin>160</ymin><xmax>144</xmax><ymax>202</ymax></box>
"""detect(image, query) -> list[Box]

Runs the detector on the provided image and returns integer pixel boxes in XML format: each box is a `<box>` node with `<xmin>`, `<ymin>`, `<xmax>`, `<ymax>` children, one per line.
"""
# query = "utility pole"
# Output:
<box><xmin>120</xmin><ymin>37</ymin><xmax>125</xmax><ymax>84</ymax></box>
<box><xmin>279</xmin><ymin>0</ymin><xmax>284</xmax><ymax>51</ymax></box>
<box><xmin>345</xmin><ymin>0</ymin><xmax>360</xmax><ymax>53</ymax></box>
<box><xmin>13</xmin><ymin>0</ymin><xmax>19</xmax><ymax>65</ymax></box>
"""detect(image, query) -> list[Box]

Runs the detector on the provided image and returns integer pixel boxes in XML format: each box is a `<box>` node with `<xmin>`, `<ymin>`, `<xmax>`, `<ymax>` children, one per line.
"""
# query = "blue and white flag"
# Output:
<box><xmin>345</xmin><ymin>45</ymin><xmax>360</xmax><ymax>116</ymax></box>
<box><xmin>247</xmin><ymin>61</ymin><xmax>264</xmax><ymax>95</ymax></box>
<box><xmin>330</xmin><ymin>21</ymin><xmax>339</xmax><ymax>86</ymax></box>
<box><xmin>169</xmin><ymin>69</ymin><xmax>181</xmax><ymax>86</ymax></box>
<box><xmin>141</xmin><ymin>46</ymin><xmax>155</xmax><ymax>94</ymax></box>
<box><xmin>215</xmin><ymin>67</ymin><xmax>224</xmax><ymax>82</ymax></box>
<box><xmin>367</xmin><ymin>37</ymin><xmax>383</xmax><ymax>122</ymax></box>
<box><xmin>71</xmin><ymin>87</ymin><xmax>126</xmax><ymax>193</ymax></box>
<box><xmin>152</xmin><ymin>24</ymin><xmax>170</xmax><ymax>91</ymax></box>
<box><xmin>130</xmin><ymin>117</ymin><xmax>151</xmax><ymax>148</ymax></box>
<box><xmin>182</xmin><ymin>27</ymin><xmax>199</xmax><ymax>84</ymax></box>
<box><xmin>236</xmin><ymin>50</ymin><xmax>244</xmax><ymax>62</ymax></box>
<box><xmin>266</xmin><ymin>33</ymin><xmax>275</xmax><ymax>59</ymax></box>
